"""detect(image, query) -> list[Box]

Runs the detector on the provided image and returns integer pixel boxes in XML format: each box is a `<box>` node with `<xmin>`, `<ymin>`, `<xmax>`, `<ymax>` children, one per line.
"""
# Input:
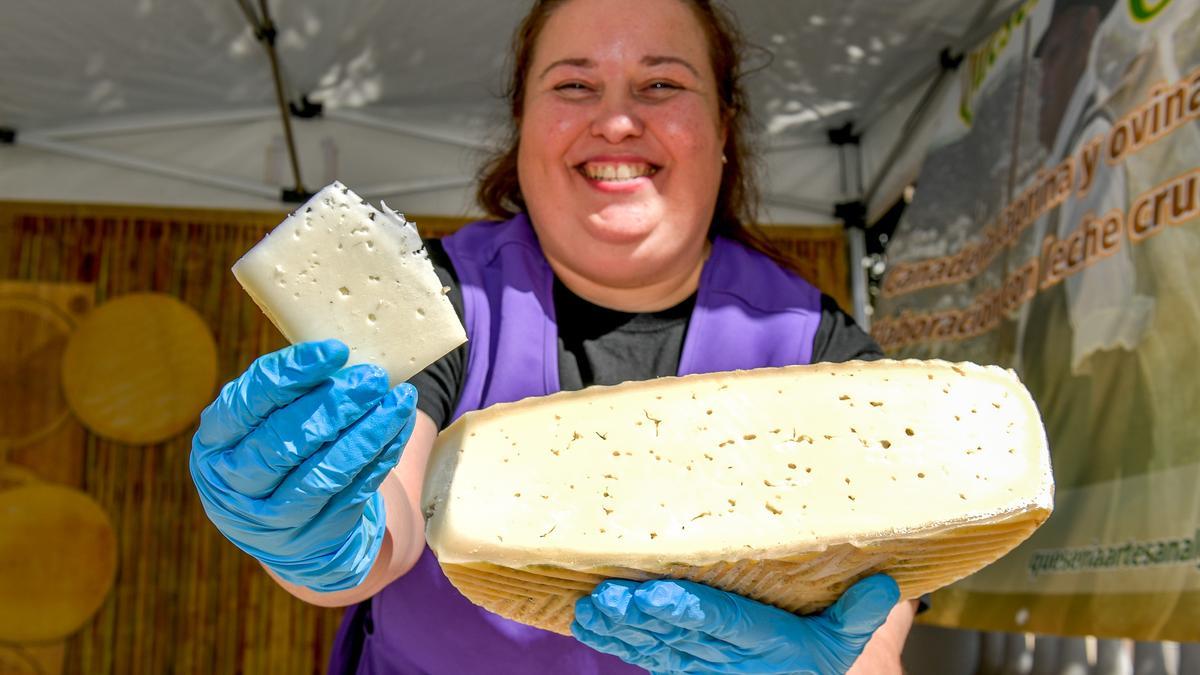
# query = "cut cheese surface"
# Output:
<box><xmin>232</xmin><ymin>182</ymin><xmax>466</xmax><ymax>385</ymax></box>
<box><xmin>423</xmin><ymin>360</ymin><xmax>1053</xmax><ymax>634</ymax></box>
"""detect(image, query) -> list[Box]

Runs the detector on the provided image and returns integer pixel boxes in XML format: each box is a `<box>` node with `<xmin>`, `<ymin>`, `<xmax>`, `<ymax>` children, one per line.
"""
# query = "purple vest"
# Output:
<box><xmin>330</xmin><ymin>214</ymin><xmax>822</xmax><ymax>674</ymax></box>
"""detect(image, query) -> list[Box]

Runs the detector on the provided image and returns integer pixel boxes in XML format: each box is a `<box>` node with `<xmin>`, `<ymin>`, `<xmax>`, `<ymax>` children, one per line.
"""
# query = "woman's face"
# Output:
<box><xmin>517</xmin><ymin>0</ymin><xmax>726</xmax><ymax>290</ymax></box>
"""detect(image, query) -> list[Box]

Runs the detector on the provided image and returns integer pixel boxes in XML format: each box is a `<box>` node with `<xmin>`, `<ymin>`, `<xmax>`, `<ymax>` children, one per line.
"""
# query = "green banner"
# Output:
<box><xmin>873</xmin><ymin>0</ymin><xmax>1200</xmax><ymax>642</ymax></box>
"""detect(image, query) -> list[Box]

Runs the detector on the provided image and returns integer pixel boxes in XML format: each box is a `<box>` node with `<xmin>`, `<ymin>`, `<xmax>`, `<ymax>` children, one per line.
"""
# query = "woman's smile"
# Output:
<box><xmin>577</xmin><ymin>156</ymin><xmax>661</xmax><ymax>192</ymax></box>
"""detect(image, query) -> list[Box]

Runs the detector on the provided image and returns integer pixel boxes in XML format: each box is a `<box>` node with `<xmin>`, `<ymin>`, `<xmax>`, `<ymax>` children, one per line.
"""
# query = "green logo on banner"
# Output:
<box><xmin>1129</xmin><ymin>0</ymin><xmax>1173</xmax><ymax>22</ymax></box>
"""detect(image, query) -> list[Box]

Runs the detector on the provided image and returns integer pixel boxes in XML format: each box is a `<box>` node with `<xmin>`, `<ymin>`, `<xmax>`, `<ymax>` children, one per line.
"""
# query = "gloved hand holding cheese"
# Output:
<box><xmin>232</xmin><ymin>181</ymin><xmax>466</xmax><ymax>385</ymax></box>
<box><xmin>189</xmin><ymin>182</ymin><xmax>465</xmax><ymax>592</ymax></box>
<box><xmin>423</xmin><ymin>360</ymin><xmax>1053</xmax><ymax>635</ymax></box>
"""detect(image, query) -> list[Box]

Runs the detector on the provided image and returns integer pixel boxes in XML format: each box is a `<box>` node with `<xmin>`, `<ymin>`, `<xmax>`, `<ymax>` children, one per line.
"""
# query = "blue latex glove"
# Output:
<box><xmin>189</xmin><ymin>339</ymin><xmax>417</xmax><ymax>593</ymax></box>
<box><xmin>572</xmin><ymin>574</ymin><xmax>900</xmax><ymax>674</ymax></box>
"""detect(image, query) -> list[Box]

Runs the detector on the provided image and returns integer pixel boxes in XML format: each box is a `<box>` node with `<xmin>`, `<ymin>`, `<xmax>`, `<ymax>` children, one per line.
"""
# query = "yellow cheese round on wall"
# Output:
<box><xmin>0</xmin><ymin>294</ymin><xmax>73</xmax><ymax>448</ymax></box>
<box><xmin>0</xmin><ymin>465</ymin><xmax>41</xmax><ymax>491</ymax></box>
<box><xmin>0</xmin><ymin>645</ymin><xmax>39</xmax><ymax>675</ymax></box>
<box><xmin>61</xmin><ymin>293</ymin><xmax>218</xmax><ymax>445</ymax></box>
<box><xmin>0</xmin><ymin>483</ymin><xmax>117</xmax><ymax>643</ymax></box>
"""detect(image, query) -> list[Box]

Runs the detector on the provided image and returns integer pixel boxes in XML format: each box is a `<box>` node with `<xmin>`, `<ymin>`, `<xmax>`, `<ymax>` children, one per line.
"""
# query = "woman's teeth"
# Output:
<box><xmin>582</xmin><ymin>163</ymin><xmax>657</xmax><ymax>181</ymax></box>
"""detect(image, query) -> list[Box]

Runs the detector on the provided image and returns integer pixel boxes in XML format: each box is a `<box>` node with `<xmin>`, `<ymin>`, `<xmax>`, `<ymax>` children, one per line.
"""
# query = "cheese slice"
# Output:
<box><xmin>423</xmin><ymin>359</ymin><xmax>1053</xmax><ymax>635</ymax></box>
<box><xmin>232</xmin><ymin>182</ymin><xmax>466</xmax><ymax>384</ymax></box>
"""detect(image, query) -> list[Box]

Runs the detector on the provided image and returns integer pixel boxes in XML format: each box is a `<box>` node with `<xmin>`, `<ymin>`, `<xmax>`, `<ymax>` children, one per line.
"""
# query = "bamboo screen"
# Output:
<box><xmin>0</xmin><ymin>201</ymin><xmax>847</xmax><ymax>674</ymax></box>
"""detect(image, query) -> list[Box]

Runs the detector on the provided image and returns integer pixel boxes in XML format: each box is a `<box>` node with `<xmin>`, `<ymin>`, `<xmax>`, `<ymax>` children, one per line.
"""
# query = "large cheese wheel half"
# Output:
<box><xmin>423</xmin><ymin>360</ymin><xmax>1053</xmax><ymax>635</ymax></box>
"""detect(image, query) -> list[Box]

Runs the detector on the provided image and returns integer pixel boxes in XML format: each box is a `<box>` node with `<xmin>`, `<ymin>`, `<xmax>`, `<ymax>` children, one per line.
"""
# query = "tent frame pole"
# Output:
<box><xmin>847</xmin><ymin>223</ymin><xmax>869</xmax><ymax>330</ymax></box>
<box><xmin>857</xmin><ymin>0</ymin><xmax>1004</xmax><ymax>133</ymax></box>
<box><xmin>17</xmin><ymin>134</ymin><xmax>280</xmax><ymax>200</ymax></box>
<box><xmin>762</xmin><ymin>136</ymin><xmax>835</xmax><ymax>155</ymax></box>
<box><xmin>33</xmin><ymin>108</ymin><xmax>279</xmax><ymax>141</ymax></box>
<box><xmin>857</xmin><ymin>0</ymin><xmax>1001</xmax><ymax>216</ymax></box>
<box><xmin>238</xmin><ymin>0</ymin><xmax>309</xmax><ymax>201</ymax></box>
<box><xmin>828</xmin><ymin>124</ymin><xmax>870</xmax><ymax>330</ymax></box>
<box><xmin>761</xmin><ymin>192</ymin><xmax>832</xmax><ymax>216</ymax></box>
<box><xmin>325</xmin><ymin>110</ymin><xmax>493</xmax><ymax>152</ymax></box>
<box><xmin>357</xmin><ymin>176</ymin><xmax>478</xmax><ymax>200</ymax></box>
<box><xmin>862</xmin><ymin>48</ymin><xmax>963</xmax><ymax>208</ymax></box>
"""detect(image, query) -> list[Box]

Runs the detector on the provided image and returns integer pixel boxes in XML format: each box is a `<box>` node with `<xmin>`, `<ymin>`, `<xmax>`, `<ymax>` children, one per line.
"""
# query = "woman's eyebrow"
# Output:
<box><xmin>539</xmin><ymin>55</ymin><xmax>700</xmax><ymax>79</ymax></box>
<box><xmin>539</xmin><ymin>58</ymin><xmax>594</xmax><ymax>79</ymax></box>
<box><xmin>642</xmin><ymin>55</ymin><xmax>699</xmax><ymax>76</ymax></box>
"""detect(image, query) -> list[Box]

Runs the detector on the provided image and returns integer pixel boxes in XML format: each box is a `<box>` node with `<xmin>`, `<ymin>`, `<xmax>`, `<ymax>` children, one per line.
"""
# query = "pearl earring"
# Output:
<box><xmin>721</xmin><ymin>154</ymin><xmax>728</xmax><ymax>164</ymax></box>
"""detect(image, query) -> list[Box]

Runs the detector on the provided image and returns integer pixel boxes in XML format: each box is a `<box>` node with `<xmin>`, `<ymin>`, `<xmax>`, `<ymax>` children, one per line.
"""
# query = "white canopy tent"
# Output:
<box><xmin>0</xmin><ymin>0</ymin><xmax>1023</xmax><ymax>322</ymax></box>
<box><xmin>10</xmin><ymin>4</ymin><xmax>1198</xmax><ymax>672</ymax></box>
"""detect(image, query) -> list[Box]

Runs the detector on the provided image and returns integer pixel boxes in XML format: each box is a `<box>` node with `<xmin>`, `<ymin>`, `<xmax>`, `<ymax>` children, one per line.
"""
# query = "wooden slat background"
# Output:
<box><xmin>0</xmin><ymin>200</ymin><xmax>847</xmax><ymax>674</ymax></box>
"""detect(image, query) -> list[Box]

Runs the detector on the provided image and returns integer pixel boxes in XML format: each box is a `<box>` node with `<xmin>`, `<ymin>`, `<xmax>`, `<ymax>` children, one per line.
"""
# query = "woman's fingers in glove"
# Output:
<box><xmin>575</xmin><ymin>599</ymin><xmax>661</xmax><ymax>651</ymax></box>
<box><xmin>573</xmin><ymin>599</ymin><xmax>684</xmax><ymax>673</ymax></box>
<box><xmin>572</xmin><ymin>617</ymin><xmax>724</xmax><ymax>674</ymax></box>
<box><xmin>631</xmin><ymin>579</ymin><xmax>789</xmax><ymax>648</ymax></box>
<box><xmin>572</xmin><ymin>619</ymin><xmax>660</xmax><ymax>666</ymax></box>
<box><xmin>268</xmin><ymin>383</ymin><xmax>417</xmax><ymax>521</ymax></box>
<box><xmin>195</xmin><ymin>339</ymin><xmax>350</xmax><ymax>451</ymax></box>
<box><xmin>573</xmin><ymin>576</ymin><xmax>901</xmax><ymax>675</ymax></box>
<box><xmin>819</xmin><ymin>574</ymin><xmax>899</xmax><ymax>637</ymax></box>
<box><xmin>580</xmin><ymin>581</ymin><xmax>745</xmax><ymax>666</ymax></box>
<box><xmin>209</xmin><ymin>363</ymin><xmax>390</xmax><ymax>498</ymax></box>
<box><xmin>320</xmin><ymin>391</ymin><xmax>417</xmax><ymax>514</ymax></box>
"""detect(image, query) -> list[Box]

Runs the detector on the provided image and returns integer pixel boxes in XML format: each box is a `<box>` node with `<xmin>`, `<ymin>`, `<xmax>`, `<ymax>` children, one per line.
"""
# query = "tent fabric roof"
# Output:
<box><xmin>0</xmin><ymin>0</ymin><xmax>1019</xmax><ymax>223</ymax></box>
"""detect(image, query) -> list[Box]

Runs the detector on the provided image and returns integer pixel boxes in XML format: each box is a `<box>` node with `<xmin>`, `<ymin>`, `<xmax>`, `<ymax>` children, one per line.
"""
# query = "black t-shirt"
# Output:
<box><xmin>411</xmin><ymin>238</ymin><xmax>883</xmax><ymax>430</ymax></box>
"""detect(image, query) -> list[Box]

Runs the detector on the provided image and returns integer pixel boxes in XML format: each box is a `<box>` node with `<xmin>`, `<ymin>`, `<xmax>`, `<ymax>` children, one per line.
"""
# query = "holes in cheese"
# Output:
<box><xmin>423</xmin><ymin>359</ymin><xmax>1053</xmax><ymax>635</ymax></box>
<box><xmin>231</xmin><ymin>182</ymin><xmax>466</xmax><ymax>384</ymax></box>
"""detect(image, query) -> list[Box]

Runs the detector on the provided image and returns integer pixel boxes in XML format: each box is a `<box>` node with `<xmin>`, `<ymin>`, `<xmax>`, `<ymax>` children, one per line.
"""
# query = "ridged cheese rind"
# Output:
<box><xmin>422</xmin><ymin>360</ymin><xmax>1053</xmax><ymax>633</ymax></box>
<box><xmin>232</xmin><ymin>182</ymin><xmax>466</xmax><ymax>384</ymax></box>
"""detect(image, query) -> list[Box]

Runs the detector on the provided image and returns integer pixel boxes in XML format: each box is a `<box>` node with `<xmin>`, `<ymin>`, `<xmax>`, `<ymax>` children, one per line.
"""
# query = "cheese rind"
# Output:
<box><xmin>232</xmin><ymin>182</ymin><xmax>466</xmax><ymax>385</ymax></box>
<box><xmin>422</xmin><ymin>360</ymin><xmax>1053</xmax><ymax>633</ymax></box>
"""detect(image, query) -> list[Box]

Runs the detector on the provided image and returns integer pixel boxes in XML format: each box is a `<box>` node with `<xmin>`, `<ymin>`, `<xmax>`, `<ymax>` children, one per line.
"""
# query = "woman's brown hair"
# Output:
<box><xmin>476</xmin><ymin>0</ymin><xmax>798</xmax><ymax>269</ymax></box>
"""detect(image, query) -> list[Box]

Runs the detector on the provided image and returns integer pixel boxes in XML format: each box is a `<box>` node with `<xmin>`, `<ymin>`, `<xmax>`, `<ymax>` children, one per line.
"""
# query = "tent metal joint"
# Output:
<box><xmin>827</xmin><ymin>122</ymin><xmax>860</xmax><ymax>147</ymax></box>
<box><xmin>834</xmin><ymin>200</ymin><xmax>868</xmax><ymax>229</ymax></box>
<box><xmin>289</xmin><ymin>95</ymin><xmax>323</xmax><ymax>119</ymax></box>
<box><xmin>940</xmin><ymin>47</ymin><xmax>965</xmax><ymax>71</ymax></box>
<box><xmin>281</xmin><ymin>187</ymin><xmax>315</xmax><ymax>204</ymax></box>
<box><xmin>254</xmin><ymin>23</ymin><xmax>277</xmax><ymax>45</ymax></box>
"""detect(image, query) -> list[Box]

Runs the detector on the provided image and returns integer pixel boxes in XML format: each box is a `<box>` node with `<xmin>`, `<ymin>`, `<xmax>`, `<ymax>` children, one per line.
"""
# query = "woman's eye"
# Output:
<box><xmin>554</xmin><ymin>82</ymin><xmax>591</xmax><ymax>92</ymax></box>
<box><xmin>641</xmin><ymin>81</ymin><xmax>683</xmax><ymax>98</ymax></box>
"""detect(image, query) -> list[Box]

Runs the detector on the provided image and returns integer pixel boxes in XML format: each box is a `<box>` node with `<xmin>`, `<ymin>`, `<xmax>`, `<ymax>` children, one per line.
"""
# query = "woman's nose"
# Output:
<box><xmin>590</xmin><ymin>94</ymin><xmax>644</xmax><ymax>143</ymax></box>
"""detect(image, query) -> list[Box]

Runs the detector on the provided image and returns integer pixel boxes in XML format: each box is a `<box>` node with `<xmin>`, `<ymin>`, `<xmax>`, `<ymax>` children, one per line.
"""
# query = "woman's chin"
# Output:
<box><xmin>582</xmin><ymin>208</ymin><xmax>662</xmax><ymax>246</ymax></box>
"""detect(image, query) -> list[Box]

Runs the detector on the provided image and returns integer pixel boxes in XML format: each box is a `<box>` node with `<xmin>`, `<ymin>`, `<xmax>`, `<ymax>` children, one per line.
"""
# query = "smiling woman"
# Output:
<box><xmin>478</xmin><ymin>0</ymin><xmax>776</xmax><ymax>310</ymax></box>
<box><xmin>187</xmin><ymin>1</ymin><xmax>914</xmax><ymax>674</ymax></box>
